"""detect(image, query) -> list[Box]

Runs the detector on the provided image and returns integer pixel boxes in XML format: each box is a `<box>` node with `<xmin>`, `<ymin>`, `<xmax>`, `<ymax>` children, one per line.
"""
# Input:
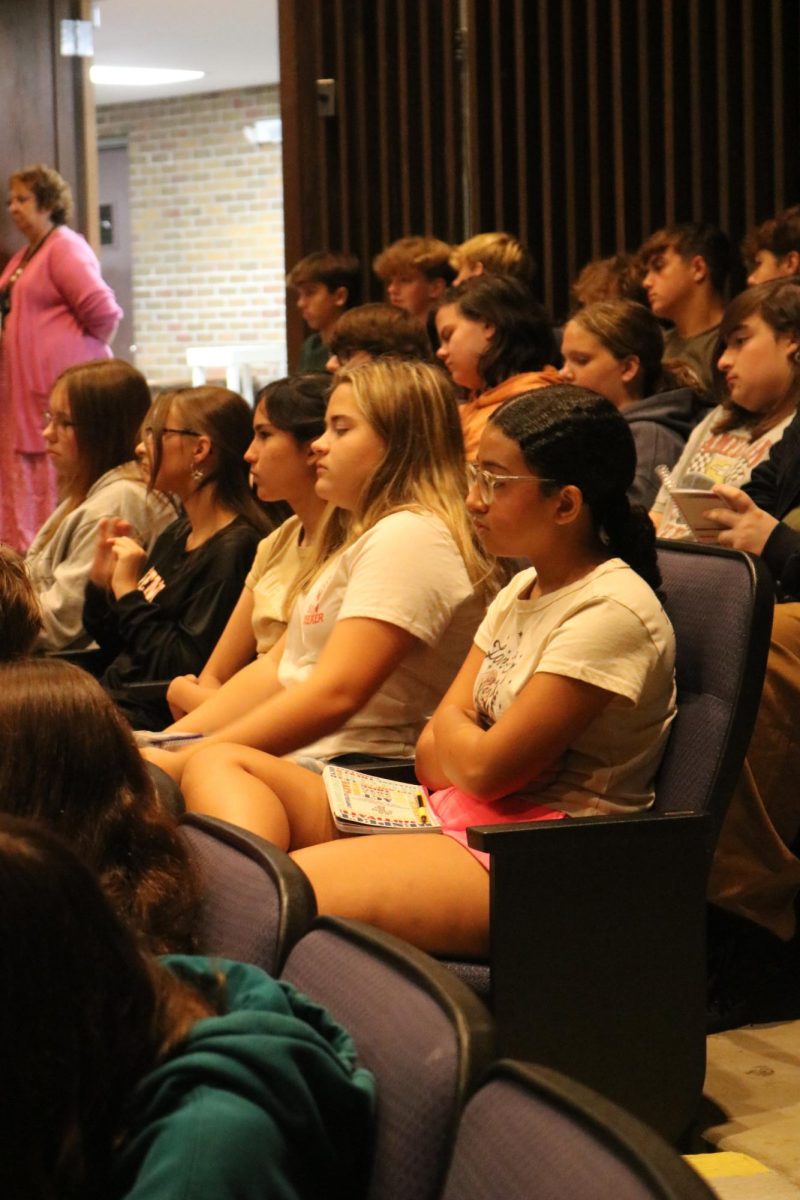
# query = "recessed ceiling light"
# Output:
<box><xmin>90</xmin><ymin>66</ymin><xmax>205</xmax><ymax>86</ymax></box>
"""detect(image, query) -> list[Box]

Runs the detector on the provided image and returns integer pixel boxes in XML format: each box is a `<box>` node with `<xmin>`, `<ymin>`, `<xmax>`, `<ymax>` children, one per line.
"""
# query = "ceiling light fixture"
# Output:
<box><xmin>90</xmin><ymin>66</ymin><xmax>205</xmax><ymax>86</ymax></box>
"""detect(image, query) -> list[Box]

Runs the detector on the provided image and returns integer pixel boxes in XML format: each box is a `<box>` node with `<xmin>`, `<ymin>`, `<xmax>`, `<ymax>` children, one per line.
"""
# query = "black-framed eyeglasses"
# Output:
<box><xmin>144</xmin><ymin>425</ymin><xmax>201</xmax><ymax>439</ymax></box>
<box><xmin>42</xmin><ymin>410</ymin><xmax>76</xmax><ymax>431</ymax></box>
<box><xmin>466</xmin><ymin>461</ymin><xmax>554</xmax><ymax>505</ymax></box>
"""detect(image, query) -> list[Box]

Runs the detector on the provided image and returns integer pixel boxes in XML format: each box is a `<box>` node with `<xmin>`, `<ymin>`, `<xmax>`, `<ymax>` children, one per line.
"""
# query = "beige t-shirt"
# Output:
<box><xmin>245</xmin><ymin>515</ymin><xmax>306</xmax><ymax>655</ymax></box>
<box><xmin>279</xmin><ymin>509</ymin><xmax>485</xmax><ymax>760</ymax></box>
<box><xmin>472</xmin><ymin>559</ymin><xmax>676</xmax><ymax>814</ymax></box>
<box><xmin>652</xmin><ymin>405</ymin><xmax>793</xmax><ymax>540</ymax></box>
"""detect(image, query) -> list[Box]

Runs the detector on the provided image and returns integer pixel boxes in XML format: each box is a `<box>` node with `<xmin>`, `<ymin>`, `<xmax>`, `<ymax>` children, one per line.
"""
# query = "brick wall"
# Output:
<box><xmin>96</xmin><ymin>84</ymin><xmax>286</xmax><ymax>388</ymax></box>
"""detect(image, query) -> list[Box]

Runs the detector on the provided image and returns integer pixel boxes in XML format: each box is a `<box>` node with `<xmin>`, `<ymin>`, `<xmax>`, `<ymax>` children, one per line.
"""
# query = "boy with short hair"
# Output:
<box><xmin>639</xmin><ymin>222</ymin><xmax>731</xmax><ymax>389</ymax></box>
<box><xmin>325</xmin><ymin>302</ymin><xmax>433</xmax><ymax>372</ymax></box>
<box><xmin>742</xmin><ymin>205</ymin><xmax>800</xmax><ymax>286</ymax></box>
<box><xmin>286</xmin><ymin>251</ymin><xmax>360</xmax><ymax>371</ymax></box>
<box><xmin>372</xmin><ymin>236</ymin><xmax>455</xmax><ymax>323</ymax></box>
<box><xmin>451</xmin><ymin>231</ymin><xmax>536</xmax><ymax>286</ymax></box>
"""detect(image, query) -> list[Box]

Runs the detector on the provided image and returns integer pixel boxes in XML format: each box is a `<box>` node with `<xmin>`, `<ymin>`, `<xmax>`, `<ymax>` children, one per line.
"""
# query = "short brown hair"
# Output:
<box><xmin>373</xmin><ymin>236</ymin><xmax>455</xmax><ymax>284</ymax></box>
<box><xmin>329</xmin><ymin>303</ymin><xmax>433</xmax><ymax>363</ymax></box>
<box><xmin>286</xmin><ymin>251</ymin><xmax>360</xmax><ymax>304</ymax></box>
<box><xmin>9</xmin><ymin>164</ymin><xmax>73</xmax><ymax>225</ymax></box>
<box><xmin>741</xmin><ymin>205</ymin><xmax>800</xmax><ymax>267</ymax></box>
<box><xmin>0</xmin><ymin>547</ymin><xmax>41</xmax><ymax>659</ymax></box>
<box><xmin>638</xmin><ymin>222</ymin><xmax>731</xmax><ymax>294</ymax></box>
<box><xmin>570</xmin><ymin>254</ymin><xmax>646</xmax><ymax>310</ymax></box>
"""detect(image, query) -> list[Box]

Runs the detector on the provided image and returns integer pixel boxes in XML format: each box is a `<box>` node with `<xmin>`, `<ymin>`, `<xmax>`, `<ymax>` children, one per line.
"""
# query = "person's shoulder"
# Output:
<box><xmin>581</xmin><ymin>560</ymin><xmax>671</xmax><ymax>635</ymax></box>
<box><xmin>48</xmin><ymin>224</ymin><xmax>94</xmax><ymax>262</ymax></box>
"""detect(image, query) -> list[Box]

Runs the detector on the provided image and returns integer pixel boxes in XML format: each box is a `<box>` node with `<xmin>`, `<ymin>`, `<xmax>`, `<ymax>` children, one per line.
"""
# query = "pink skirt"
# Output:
<box><xmin>428</xmin><ymin>785</ymin><xmax>567</xmax><ymax>870</ymax></box>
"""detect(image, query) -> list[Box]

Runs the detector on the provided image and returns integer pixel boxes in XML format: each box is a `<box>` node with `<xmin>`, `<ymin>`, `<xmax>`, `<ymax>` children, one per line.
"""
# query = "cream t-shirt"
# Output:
<box><xmin>473</xmin><ymin>558</ymin><xmax>676</xmax><ymax>814</ymax></box>
<box><xmin>245</xmin><ymin>515</ymin><xmax>306</xmax><ymax>655</ymax></box>
<box><xmin>279</xmin><ymin>509</ymin><xmax>485</xmax><ymax>759</ymax></box>
<box><xmin>652</xmin><ymin>404</ymin><xmax>793</xmax><ymax>540</ymax></box>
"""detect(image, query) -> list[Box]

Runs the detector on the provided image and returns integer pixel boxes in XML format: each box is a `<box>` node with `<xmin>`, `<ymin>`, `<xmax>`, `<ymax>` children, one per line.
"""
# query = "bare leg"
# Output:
<box><xmin>181</xmin><ymin>743</ymin><xmax>336</xmax><ymax>848</ymax></box>
<box><xmin>292</xmin><ymin>835</ymin><xmax>490</xmax><ymax>958</ymax></box>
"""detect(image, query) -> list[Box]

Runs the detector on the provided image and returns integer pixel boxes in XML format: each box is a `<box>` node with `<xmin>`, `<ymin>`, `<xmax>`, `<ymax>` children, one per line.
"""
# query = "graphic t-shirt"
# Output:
<box><xmin>652</xmin><ymin>405</ymin><xmax>793</xmax><ymax>540</ymax></box>
<box><xmin>470</xmin><ymin>559</ymin><xmax>676</xmax><ymax>814</ymax></box>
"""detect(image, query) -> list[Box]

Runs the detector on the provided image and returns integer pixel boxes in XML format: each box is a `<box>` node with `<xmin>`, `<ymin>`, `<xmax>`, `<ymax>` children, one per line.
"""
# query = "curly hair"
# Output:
<box><xmin>9</xmin><ymin>163</ymin><xmax>73</xmax><ymax>224</ymax></box>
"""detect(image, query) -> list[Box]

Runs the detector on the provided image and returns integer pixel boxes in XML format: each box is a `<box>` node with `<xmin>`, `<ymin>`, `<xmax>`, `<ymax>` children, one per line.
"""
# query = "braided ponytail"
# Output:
<box><xmin>598</xmin><ymin>493</ymin><xmax>662</xmax><ymax>591</ymax></box>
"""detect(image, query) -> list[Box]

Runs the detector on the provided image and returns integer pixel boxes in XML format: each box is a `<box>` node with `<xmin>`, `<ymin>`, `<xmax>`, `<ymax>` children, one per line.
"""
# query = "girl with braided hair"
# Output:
<box><xmin>181</xmin><ymin>385</ymin><xmax>676</xmax><ymax>958</ymax></box>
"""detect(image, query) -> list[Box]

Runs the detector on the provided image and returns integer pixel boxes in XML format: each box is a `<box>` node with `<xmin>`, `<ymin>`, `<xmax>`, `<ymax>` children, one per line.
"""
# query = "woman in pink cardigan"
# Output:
<box><xmin>0</xmin><ymin>164</ymin><xmax>122</xmax><ymax>550</ymax></box>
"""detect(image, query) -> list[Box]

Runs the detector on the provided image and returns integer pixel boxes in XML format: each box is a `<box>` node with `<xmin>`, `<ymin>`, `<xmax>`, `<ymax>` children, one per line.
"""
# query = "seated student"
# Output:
<box><xmin>435</xmin><ymin>275</ymin><xmax>560</xmax><ymax>459</ymax></box>
<box><xmin>651</xmin><ymin>278</ymin><xmax>800</xmax><ymax>539</ymax></box>
<box><xmin>325</xmin><ymin>302</ymin><xmax>433</xmax><ymax>372</ymax></box>
<box><xmin>372</xmin><ymin>235</ymin><xmax>455</xmax><ymax>323</ymax></box>
<box><xmin>559</xmin><ymin>300</ymin><xmax>710</xmax><ymax>508</ymax></box>
<box><xmin>83</xmin><ymin>386</ymin><xmax>272</xmax><ymax>731</ymax></box>
<box><xmin>639</xmin><ymin>222</ymin><xmax>731</xmax><ymax>390</ymax></box>
<box><xmin>0</xmin><ymin>816</ymin><xmax>375</xmax><ymax>1200</ymax></box>
<box><xmin>694</xmin><ymin>311</ymin><xmax>800</xmax><ymax>955</ymax></box>
<box><xmin>450</xmin><ymin>231</ymin><xmax>536</xmax><ymax>287</ymax></box>
<box><xmin>167</xmin><ymin>374</ymin><xmax>330</xmax><ymax>720</ymax></box>
<box><xmin>146</xmin><ymin>358</ymin><xmax>491</xmax><ymax>785</ymax></box>
<box><xmin>743</xmin><ymin>205</ymin><xmax>800</xmax><ymax>286</ymax></box>
<box><xmin>25</xmin><ymin>359</ymin><xmax>174</xmax><ymax>652</ymax></box>
<box><xmin>0</xmin><ymin>659</ymin><xmax>198</xmax><ymax>954</ymax></box>
<box><xmin>0</xmin><ymin>544</ymin><xmax>41</xmax><ymax>659</ymax></box>
<box><xmin>286</xmin><ymin>251</ymin><xmax>360</xmax><ymax>372</ymax></box>
<box><xmin>179</xmin><ymin>386</ymin><xmax>676</xmax><ymax>959</ymax></box>
<box><xmin>570</xmin><ymin>252</ymin><xmax>647</xmax><ymax>309</ymax></box>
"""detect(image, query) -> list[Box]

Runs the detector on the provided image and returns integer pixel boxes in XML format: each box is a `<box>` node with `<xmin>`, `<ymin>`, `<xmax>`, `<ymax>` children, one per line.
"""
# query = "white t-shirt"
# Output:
<box><xmin>472</xmin><ymin>558</ymin><xmax>676</xmax><ymax>814</ymax></box>
<box><xmin>279</xmin><ymin>509</ymin><xmax>485</xmax><ymax>759</ymax></box>
<box><xmin>652</xmin><ymin>404</ymin><xmax>793</xmax><ymax>540</ymax></box>
<box><xmin>245</xmin><ymin>515</ymin><xmax>306</xmax><ymax>655</ymax></box>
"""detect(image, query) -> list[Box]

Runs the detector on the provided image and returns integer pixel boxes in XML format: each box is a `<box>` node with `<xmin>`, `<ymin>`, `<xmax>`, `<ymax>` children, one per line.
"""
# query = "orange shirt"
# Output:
<box><xmin>459</xmin><ymin>367</ymin><xmax>561</xmax><ymax>459</ymax></box>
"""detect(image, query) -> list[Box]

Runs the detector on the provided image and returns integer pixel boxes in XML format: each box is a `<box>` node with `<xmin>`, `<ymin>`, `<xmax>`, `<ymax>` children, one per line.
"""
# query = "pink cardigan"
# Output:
<box><xmin>0</xmin><ymin>226</ymin><xmax>122</xmax><ymax>453</ymax></box>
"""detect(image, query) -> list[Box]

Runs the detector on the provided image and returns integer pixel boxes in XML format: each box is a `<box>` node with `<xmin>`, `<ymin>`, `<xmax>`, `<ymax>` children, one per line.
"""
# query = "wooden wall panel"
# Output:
<box><xmin>0</xmin><ymin>0</ymin><xmax>91</xmax><ymax>265</ymax></box>
<box><xmin>280</xmin><ymin>0</ymin><xmax>800</xmax><ymax>348</ymax></box>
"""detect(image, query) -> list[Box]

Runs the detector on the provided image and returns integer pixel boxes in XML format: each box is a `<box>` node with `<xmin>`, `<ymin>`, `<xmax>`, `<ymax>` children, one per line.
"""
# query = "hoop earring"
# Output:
<box><xmin>793</xmin><ymin>347</ymin><xmax>800</xmax><ymax>366</ymax></box>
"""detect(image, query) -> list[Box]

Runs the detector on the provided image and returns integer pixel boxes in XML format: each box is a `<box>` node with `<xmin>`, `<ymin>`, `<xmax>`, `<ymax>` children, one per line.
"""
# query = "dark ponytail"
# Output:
<box><xmin>491</xmin><ymin>383</ymin><xmax>662</xmax><ymax>590</ymax></box>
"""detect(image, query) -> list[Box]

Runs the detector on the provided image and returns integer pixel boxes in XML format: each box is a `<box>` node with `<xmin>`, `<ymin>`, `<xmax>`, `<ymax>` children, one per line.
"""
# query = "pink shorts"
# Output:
<box><xmin>428</xmin><ymin>785</ymin><xmax>567</xmax><ymax>870</ymax></box>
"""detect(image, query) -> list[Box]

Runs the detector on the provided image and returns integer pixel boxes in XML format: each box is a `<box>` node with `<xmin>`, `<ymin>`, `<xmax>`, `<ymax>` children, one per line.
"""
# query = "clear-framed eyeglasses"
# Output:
<box><xmin>466</xmin><ymin>461</ymin><xmax>553</xmax><ymax>505</ymax></box>
<box><xmin>42</xmin><ymin>410</ymin><xmax>76</xmax><ymax>431</ymax></box>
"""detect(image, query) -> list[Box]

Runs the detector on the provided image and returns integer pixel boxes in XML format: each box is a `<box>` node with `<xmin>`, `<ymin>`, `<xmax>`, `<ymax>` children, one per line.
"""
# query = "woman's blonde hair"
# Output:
<box><xmin>288</xmin><ymin>358</ymin><xmax>490</xmax><ymax>607</ymax></box>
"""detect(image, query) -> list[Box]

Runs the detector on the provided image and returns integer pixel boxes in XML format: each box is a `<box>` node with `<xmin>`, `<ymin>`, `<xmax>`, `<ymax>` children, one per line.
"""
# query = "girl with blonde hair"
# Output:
<box><xmin>151</xmin><ymin>357</ymin><xmax>490</xmax><ymax>785</ymax></box>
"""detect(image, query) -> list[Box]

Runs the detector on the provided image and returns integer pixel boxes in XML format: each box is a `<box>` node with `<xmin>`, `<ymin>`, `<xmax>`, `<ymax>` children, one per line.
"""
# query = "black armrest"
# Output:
<box><xmin>120</xmin><ymin>679</ymin><xmax>170</xmax><ymax>701</ymax></box>
<box><xmin>468</xmin><ymin>809</ymin><xmax>713</xmax><ymax>1141</ymax></box>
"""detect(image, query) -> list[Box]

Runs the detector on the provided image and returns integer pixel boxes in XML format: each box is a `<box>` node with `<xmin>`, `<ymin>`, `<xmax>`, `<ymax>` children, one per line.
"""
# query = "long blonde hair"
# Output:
<box><xmin>288</xmin><ymin>358</ymin><xmax>490</xmax><ymax>607</ymax></box>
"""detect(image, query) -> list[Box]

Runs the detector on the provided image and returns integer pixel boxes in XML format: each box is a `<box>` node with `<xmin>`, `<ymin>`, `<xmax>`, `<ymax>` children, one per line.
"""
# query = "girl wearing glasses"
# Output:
<box><xmin>25</xmin><ymin>358</ymin><xmax>173</xmax><ymax>653</ymax></box>
<box><xmin>148</xmin><ymin>357</ymin><xmax>491</xmax><ymax>786</ymax></box>
<box><xmin>173</xmin><ymin>384</ymin><xmax>675</xmax><ymax>957</ymax></box>
<box><xmin>83</xmin><ymin>386</ymin><xmax>272</xmax><ymax>731</ymax></box>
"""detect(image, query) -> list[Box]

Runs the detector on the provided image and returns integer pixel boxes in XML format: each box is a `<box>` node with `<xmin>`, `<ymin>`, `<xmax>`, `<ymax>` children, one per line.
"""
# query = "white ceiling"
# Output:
<box><xmin>91</xmin><ymin>0</ymin><xmax>279</xmax><ymax>106</ymax></box>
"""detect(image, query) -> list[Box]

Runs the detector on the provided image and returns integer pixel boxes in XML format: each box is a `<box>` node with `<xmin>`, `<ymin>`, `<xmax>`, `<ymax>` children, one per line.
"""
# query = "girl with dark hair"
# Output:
<box><xmin>0</xmin><ymin>165</ymin><xmax>123</xmax><ymax>551</ymax></box>
<box><xmin>0</xmin><ymin>815</ymin><xmax>375</xmax><ymax>1200</ymax></box>
<box><xmin>167</xmin><ymin>373</ymin><xmax>330</xmax><ymax>719</ymax></box>
<box><xmin>0</xmin><ymin>658</ymin><xmax>198</xmax><ymax>954</ymax></box>
<box><xmin>177</xmin><ymin>384</ymin><xmax>675</xmax><ymax>958</ymax></box>
<box><xmin>652</xmin><ymin>277</ymin><xmax>800</xmax><ymax>539</ymax></box>
<box><xmin>25</xmin><ymin>358</ymin><xmax>174</xmax><ymax>651</ymax></box>
<box><xmin>83</xmin><ymin>385</ymin><xmax>272</xmax><ymax>730</ymax></box>
<box><xmin>559</xmin><ymin>299</ymin><xmax>710</xmax><ymax>507</ymax></box>
<box><xmin>435</xmin><ymin>274</ymin><xmax>560</xmax><ymax>458</ymax></box>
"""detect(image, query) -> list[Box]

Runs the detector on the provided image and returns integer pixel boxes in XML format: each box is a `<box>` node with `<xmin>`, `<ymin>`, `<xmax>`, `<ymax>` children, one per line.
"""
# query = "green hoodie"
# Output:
<box><xmin>111</xmin><ymin>957</ymin><xmax>376</xmax><ymax>1200</ymax></box>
